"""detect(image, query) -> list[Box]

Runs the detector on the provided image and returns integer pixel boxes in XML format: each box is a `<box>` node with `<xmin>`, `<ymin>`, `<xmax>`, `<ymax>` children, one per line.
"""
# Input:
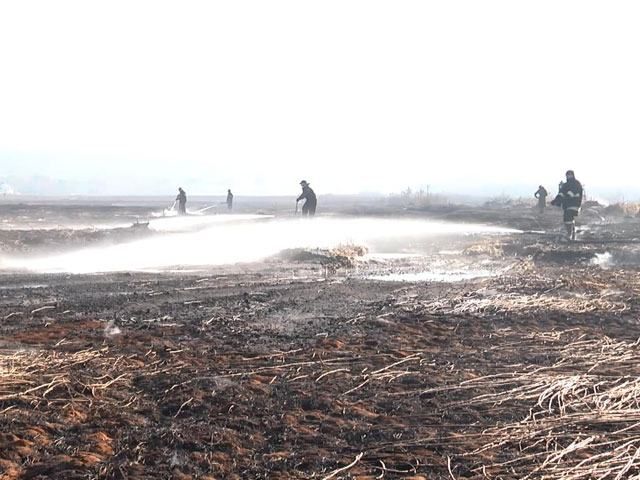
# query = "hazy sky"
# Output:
<box><xmin>1</xmin><ymin>1</ymin><xmax>639</xmax><ymax>196</ymax></box>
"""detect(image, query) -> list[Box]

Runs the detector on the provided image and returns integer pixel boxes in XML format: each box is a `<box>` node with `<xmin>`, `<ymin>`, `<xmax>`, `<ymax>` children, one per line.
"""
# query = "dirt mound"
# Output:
<box><xmin>603</xmin><ymin>202</ymin><xmax>640</xmax><ymax>217</ymax></box>
<box><xmin>276</xmin><ymin>244</ymin><xmax>368</xmax><ymax>269</ymax></box>
<box><xmin>582</xmin><ymin>199</ymin><xmax>603</xmax><ymax>208</ymax></box>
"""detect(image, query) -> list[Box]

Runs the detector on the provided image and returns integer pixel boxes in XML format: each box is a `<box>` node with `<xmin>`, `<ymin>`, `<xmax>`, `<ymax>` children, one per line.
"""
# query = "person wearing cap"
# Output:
<box><xmin>226</xmin><ymin>189</ymin><xmax>234</xmax><ymax>211</ymax></box>
<box><xmin>296</xmin><ymin>180</ymin><xmax>317</xmax><ymax>217</ymax></box>
<box><xmin>534</xmin><ymin>185</ymin><xmax>548</xmax><ymax>214</ymax></box>
<box><xmin>176</xmin><ymin>187</ymin><xmax>187</xmax><ymax>215</ymax></box>
<box><xmin>550</xmin><ymin>170</ymin><xmax>583</xmax><ymax>240</ymax></box>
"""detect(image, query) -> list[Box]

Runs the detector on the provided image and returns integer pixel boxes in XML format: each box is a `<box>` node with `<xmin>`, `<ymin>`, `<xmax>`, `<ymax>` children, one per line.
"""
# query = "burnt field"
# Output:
<box><xmin>2</xmin><ymin>202</ymin><xmax>640</xmax><ymax>478</ymax></box>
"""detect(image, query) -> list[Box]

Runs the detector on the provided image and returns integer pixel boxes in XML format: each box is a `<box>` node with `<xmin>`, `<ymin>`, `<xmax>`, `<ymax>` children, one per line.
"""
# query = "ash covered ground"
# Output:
<box><xmin>2</xmin><ymin>199</ymin><xmax>640</xmax><ymax>479</ymax></box>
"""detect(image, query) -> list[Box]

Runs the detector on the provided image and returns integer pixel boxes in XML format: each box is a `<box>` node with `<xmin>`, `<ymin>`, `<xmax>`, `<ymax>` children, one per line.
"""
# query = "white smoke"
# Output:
<box><xmin>591</xmin><ymin>252</ymin><xmax>614</xmax><ymax>269</ymax></box>
<box><xmin>104</xmin><ymin>320</ymin><xmax>122</xmax><ymax>337</ymax></box>
<box><xmin>1</xmin><ymin>216</ymin><xmax>517</xmax><ymax>273</ymax></box>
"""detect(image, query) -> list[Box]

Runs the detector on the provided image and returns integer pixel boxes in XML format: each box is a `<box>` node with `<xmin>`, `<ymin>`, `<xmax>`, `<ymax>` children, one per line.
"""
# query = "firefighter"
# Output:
<box><xmin>550</xmin><ymin>170</ymin><xmax>583</xmax><ymax>241</ymax></box>
<box><xmin>534</xmin><ymin>185</ymin><xmax>548</xmax><ymax>214</ymax></box>
<box><xmin>296</xmin><ymin>180</ymin><xmax>317</xmax><ymax>217</ymax></box>
<box><xmin>226</xmin><ymin>189</ymin><xmax>234</xmax><ymax>211</ymax></box>
<box><xmin>176</xmin><ymin>187</ymin><xmax>187</xmax><ymax>215</ymax></box>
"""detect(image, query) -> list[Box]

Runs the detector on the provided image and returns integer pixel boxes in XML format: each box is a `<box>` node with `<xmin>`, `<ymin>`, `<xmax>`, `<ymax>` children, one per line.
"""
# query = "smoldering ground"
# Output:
<box><xmin>4</xmin><ymin>201</ymin><xmax>640</xmax><ymax>478</ymax></box>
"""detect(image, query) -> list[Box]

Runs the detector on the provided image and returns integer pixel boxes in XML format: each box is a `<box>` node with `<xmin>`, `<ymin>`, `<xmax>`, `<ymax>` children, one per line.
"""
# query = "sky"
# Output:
<box><xmin>0</xmin><ymin>1</ymin><xmax>639</xmax><ymax>198</ymax></box>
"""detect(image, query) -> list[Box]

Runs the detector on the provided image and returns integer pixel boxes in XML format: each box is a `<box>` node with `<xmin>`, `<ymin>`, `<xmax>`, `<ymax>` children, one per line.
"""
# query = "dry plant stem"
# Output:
<box><xmin>321</xmin><ymin>452</ymin><xmax>364</xmax><ymax>480</ymax></box>
<box><xmin>315</xmin><ymin>368</ymin><xmax>350</xmax><ymax>382</ymax></box>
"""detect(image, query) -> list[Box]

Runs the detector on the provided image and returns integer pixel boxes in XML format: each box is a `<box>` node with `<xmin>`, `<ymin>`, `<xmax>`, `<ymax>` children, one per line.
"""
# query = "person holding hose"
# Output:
<box><xmin>176</xmin><ymin>187</ymin><xmax>187</xmax><ymax>215</ymax></box>
<box><xmin>296</xmin><ymin>180</ymin><xmax>317</xmax><ymax>217</ymax></box>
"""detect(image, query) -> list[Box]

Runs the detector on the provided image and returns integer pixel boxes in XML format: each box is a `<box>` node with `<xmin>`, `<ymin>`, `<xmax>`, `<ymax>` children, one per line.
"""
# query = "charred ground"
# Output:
<box><xmin>2</xmin><ymin>203</ymin><xmax>640</xmax><ymax>479</ymax></box>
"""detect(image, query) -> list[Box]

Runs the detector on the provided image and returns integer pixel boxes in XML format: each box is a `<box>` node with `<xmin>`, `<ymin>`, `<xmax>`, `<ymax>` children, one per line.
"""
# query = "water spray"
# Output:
<box><xmin>194</xmin><ymin>204</ymin><xmax>219</xmax><ymax>214</ymax></box>
<box><xmin>164</xmin><ymin>200</ymin><xmax>177</xmax><ymax>216</ymax></box>
<box><xmin>3</xmin><ymin>218</ymin><xmax>516</xmax><ymax>273</ymax></box>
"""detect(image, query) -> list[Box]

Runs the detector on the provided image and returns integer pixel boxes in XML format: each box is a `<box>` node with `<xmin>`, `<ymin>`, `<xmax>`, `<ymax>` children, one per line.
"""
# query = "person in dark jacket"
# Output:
<box><xmin>296</xmin><ymin>180</ymin><xmax>317</xmax><ymax>217</ymax></box>
<box><xmin>534</xmin><ymin>185</ymin><xmax>548</xmax><ymax>214</ymax></box>
<box><xmin>176</xmin><ymin>187</ymin><xmax>187</xmax><ymax>215</ymax></box>
<box><xmin>226</xmin><ymin>189</ymin><xmax>234</xmax><ymax>211</ymax></box>
<box><xmin>550</xmin><ymin>170</ymin><xmax>583</xmax><ymax>240</ymax></box>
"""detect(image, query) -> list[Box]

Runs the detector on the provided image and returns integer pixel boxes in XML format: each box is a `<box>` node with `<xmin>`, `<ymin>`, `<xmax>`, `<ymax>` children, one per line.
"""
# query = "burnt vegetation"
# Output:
<box><xmin>2</xmin><ymin>204</ymin><xmax>640</xmax><ymax>478</ymax></box>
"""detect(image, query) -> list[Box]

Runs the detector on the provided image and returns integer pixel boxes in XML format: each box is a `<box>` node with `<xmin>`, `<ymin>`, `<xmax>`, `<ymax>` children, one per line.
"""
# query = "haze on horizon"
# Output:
<box><xmin>1</xmin><ymin>1</ymin><xmax>639</xmax><ymax>199</ymax></box>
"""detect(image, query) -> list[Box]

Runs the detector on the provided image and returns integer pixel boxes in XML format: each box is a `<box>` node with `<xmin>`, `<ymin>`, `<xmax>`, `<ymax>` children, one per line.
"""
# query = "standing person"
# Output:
<box><xmin>226</xmin><ymin>189</ymin><xmax>234</xmax><ymax>212</ymax></box>
<box><xmin>551</xmin><ymin>170</ymin><xmax>583</xmax><ymax>241</ymax></box>
<box><xmin>176</xmin><ymin>187</ymin><xmax>187</xmax><ymax>216</ymax></box>
<box><xmin>296</xmin><ymin>180</ymin><xmax>317</xmax><ymax>217</ymax></box>
<box><xmin>534</xmin><ymin>185</ymin><xmax>548</xmax><ymax>214</ymax></box>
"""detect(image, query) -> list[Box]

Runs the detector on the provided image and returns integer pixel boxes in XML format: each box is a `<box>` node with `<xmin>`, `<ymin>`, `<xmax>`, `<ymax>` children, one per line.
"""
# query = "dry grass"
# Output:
<box><xmin>463</xmin><ymin>241</ymin><xmax>504</xmax><ymax>257</ymax></box>
<box><xmin>603</xmin><ymin>202</ymin><xmax>640</xmax><ymax>217</ymax></box>
<box><xmin>452</xmin><ymin>335</ymin><xmax>640</xmax><ymax>479</ymax></box>
<box><xmin>418</xmin><ymin>291</ymin><xmax>627</xmax><ymax>316</ymax></box>
<box><xmin>0</xmin><ymin>346</ymin><xmax>135</xmax><ymax>413</ymax></box>
<box><xmin>387</xmin><ymin>188</ymin><xmax>451</xmax><ymax>208</ymax></box>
